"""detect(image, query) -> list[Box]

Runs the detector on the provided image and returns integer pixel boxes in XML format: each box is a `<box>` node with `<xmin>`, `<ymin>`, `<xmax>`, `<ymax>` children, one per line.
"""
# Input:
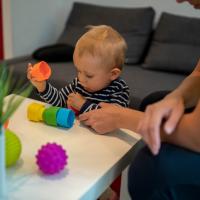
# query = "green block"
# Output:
<box><xmin>43</xmin><ymin>107</ymin><xmax>60</xmax><ymax>126</ymax></box>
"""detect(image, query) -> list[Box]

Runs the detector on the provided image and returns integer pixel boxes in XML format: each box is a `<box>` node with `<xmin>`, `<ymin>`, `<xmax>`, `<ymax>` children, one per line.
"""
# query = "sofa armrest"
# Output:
<box><xmin>0</xmin><ymin>55</ymin><xmax>32</xmax><ymax>65</ymax></box>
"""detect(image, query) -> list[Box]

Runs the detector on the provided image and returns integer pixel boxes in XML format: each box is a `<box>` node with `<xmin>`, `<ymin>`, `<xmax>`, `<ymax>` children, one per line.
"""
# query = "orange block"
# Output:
<box><xmin>4</xmin><ymin>119</ymin><xmax>9</xmax><ymax>129</ymax></box>
<box><xmin>31</xmin><ymin>61</ymin><xmax>51</xmax><ymax>81</ymax></box>
<box><xmin>2</xmin><ymin>112</ymin><xmax>9</xmax><ymax>129</ymax></box>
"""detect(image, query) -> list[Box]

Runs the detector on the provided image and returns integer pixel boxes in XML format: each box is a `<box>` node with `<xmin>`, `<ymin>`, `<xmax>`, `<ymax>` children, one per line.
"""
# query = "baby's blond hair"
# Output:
<box><xmin>75</xmin><ymin>25</ymin><xmax>127</xmax><ymax>70</ymax></box>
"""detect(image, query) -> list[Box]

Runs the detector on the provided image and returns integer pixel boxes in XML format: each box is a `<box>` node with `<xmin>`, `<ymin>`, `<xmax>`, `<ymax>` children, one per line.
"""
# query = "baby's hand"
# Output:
<box><xmin>67</xmin><ymin>92</ymin><xmax>86</xmax><ymax>110</ymax></box>
<box><xmin>27</xmin><ymin>63</ymin><xmax>46</xmax><ymax>92</ymax></box>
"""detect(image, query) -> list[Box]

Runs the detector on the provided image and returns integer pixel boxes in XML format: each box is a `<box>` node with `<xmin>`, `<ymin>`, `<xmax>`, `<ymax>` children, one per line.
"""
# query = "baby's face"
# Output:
<box><xmin>74</xmin><ymin>52</ymin><xmax>113</xmax><ymax>93</ymax></box>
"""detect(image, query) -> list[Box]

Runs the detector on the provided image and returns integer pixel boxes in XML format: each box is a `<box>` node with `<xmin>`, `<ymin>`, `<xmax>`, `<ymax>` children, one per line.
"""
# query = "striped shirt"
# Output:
<box><xmin>39</xmin><ymin>77</ymin><xmax>130</xmax><ymax>114</ymax></box>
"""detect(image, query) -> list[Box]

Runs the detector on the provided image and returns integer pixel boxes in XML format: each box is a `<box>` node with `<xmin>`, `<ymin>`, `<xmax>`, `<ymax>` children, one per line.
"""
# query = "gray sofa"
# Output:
<box><xmin>4</xmin><ymin>2</ymin><xmax>200</xmax><ymax>109</ymax></box>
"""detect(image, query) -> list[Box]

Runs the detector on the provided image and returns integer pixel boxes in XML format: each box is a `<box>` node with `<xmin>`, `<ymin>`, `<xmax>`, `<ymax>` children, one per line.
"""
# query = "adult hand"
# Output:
<box><xmin>176</xmin><ymin>0</ymin><xmax>200</xmax><ymax>8</ymax></box>
<box><xmin>67</xmin><ymin>92</ymin><xmax>86</xmax><ymax>110</ymax></box>
<box><xmin>137</xmin><ymin>95</ymin><xmax>185</xmax><ymax>155</ymax></box>
<box><xmin>79</xmin><ymin>103</ymin><xmax>121</xmax><ymax>134</ymax></box>
<box><xmin>27</xmin><ymin>63</ymin><xmax>46</xmax><ymax>92</ymax></box>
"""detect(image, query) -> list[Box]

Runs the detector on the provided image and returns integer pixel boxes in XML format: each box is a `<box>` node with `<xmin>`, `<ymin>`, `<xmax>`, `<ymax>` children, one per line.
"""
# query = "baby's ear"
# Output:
<box><xmin>110</xmin><ymin>68</ymin><xmax>121</xmax><ymax>81</ymax></box>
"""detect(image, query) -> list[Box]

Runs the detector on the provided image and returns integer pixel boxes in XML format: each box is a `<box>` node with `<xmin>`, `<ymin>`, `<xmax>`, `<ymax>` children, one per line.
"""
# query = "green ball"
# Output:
<box><xmin>5</xmin><ymin>129</ymin><xmax>22</xmax><ymax>167</ymax></box>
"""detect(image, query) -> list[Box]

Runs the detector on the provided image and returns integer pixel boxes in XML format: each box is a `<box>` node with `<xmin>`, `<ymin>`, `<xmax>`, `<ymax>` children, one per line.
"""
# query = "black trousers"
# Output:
<box><xmin>128</xmin><ymin>91</ymin><xmax>200</xmax><ymax>200</ymax></box>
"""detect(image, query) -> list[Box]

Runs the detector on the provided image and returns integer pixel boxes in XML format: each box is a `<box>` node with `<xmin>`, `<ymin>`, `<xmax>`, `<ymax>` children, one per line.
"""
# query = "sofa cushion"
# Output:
<box><xmin>32</xmin><ymin>44</ymin><xmax>74</xmax><ymax>62</ymax></box>
<box><xmin>121</xmin><ymin>65</ymin><xmax>185</xmax><ymax>108</ymax></box>
<box><xmin>57</xmin><ymin>2</ymin><xmax>155</xmax><ymax>64</ymax></box>
<box><xmin>143</xmin><ymin>12</ymin><xmax>200</xmax><ymax>74</ymax></box>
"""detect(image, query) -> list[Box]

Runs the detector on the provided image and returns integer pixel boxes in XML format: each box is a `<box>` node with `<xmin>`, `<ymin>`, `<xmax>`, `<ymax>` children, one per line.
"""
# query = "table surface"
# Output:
<box><xmin>5</xmin><ymin>96</ymin><xmax>140</xmax><ymax>200</ymax></box>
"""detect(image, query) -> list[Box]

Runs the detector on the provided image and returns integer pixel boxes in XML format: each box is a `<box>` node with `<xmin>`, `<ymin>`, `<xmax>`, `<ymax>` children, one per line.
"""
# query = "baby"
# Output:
<box><xmin>27</xmin><ymin>25</ymin><xmax>129</xmax><ymax>114</ymax></box>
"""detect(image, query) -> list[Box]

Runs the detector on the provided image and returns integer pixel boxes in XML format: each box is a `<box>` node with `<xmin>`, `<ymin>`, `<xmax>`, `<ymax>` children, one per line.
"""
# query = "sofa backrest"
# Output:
<box><xmin>57</xmin><ymin>2</ymin><xmax>155</xmax><ymax>65</ymax></box>
<box><xmin>33</xmin><ymin>2</ymin><xmax>200</xmax><ymax>75</ymax></box>
<box><xmin>143</xmin><ymin>12</ymin><xmax>200</xmax><ymax>75</ymax></box>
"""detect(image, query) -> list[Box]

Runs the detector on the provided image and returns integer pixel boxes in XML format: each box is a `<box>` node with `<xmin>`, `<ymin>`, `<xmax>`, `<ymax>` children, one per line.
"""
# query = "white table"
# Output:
<box><xmin>5</xmin><ymin>97</ymin><xmax>140</xmax><ymax>200</ymax></box>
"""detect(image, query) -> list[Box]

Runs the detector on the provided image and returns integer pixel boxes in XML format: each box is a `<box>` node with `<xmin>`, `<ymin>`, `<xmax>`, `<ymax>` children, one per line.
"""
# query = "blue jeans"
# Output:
<box><xmin>128</xmin><ymin>143</ymin><xmax>200</xmax><ymax>200</ymax></box>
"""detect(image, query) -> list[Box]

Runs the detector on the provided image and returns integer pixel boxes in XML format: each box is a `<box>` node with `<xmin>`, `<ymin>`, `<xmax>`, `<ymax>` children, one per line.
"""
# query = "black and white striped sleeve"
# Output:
<box><xmin>39</xmin><ymin>78</ymin><xmax>77</xmax><ymax>107</ymax></box>
<box><xmin>79</xmin><ymin>79</ymin><xmax>130</xmax><ymax>114</ymax></box>
<box><xmin>79</xmin><ymin>100</ymin><xmax>101</xmax><ymax>114</ymax></box>
<box><xmin>109</xmin><ymin>80</ymin><xmax>130</xmax><ymax>107</ymax></box>
<box><xmin>109</xmin><ymin>88</ymin><xmax>129</xmax><ymax>107</ymax></box>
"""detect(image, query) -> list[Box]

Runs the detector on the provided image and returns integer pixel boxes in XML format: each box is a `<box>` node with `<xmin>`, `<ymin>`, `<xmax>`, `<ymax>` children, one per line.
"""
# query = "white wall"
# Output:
<box><xmin>2</xmin><ymin>0</ymin><xmax>13</xmax><ymax>58</ymax></box>
<box><xmin>4</xmin><ymin>0</ymin><xmax>200</xmax><ymax>58</ymax></box>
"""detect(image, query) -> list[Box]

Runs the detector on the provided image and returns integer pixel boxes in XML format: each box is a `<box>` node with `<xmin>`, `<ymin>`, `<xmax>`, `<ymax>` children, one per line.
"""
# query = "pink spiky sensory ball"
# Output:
<box><xmin>36</xmin><ymin>143</ymin><xmax>68</xmax><ymax>175</ymax></box>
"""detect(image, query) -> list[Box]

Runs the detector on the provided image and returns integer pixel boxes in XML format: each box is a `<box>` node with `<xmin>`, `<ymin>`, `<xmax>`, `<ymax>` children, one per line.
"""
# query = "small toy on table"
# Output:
<box><xmin>30</xmin><ymin>61</ymin><xmax>51</xmax><ymax>81</ymax></box>
<box><xmin>36</xmin><ymin>142</ymin><xmax>68</xmax><ymax>175</ymax></box>
<box><xmin>27</xmin><ymin>103</ymin><xmax>45</xmax><ymax>122</ymax></box>
<box><xmin>27</xmin><ymin>102</ymin><xmax>75</xmax><ymax>128</ymax></box>
<box><xmin>56</xmin><ymin>107</ymin><xmax>75</xmax><ymax>128</ymax></box>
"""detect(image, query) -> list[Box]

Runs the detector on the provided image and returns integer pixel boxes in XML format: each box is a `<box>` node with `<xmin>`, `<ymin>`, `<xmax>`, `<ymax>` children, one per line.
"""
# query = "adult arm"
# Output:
<box><xmin>169</xmin><ymin>60</ymin><xmax>200</xmax><ymax>109</ymax></box>
<box><xmin>79</xmin><ymin>103</ymin><xmax>143</xmax><ymax>134</ymax></box>
<box><xmin>79</xmin><ymin>102</ymin><xmax>200</xmax><ymax>153</ymax></box>
<box><xmin>176</xmin><ymin>0</ymin><xmax>200</xmax><ymax>8</ymax></box>
<box><xmin>80</xmin><ymin>60</ymin><xmax>200</xmax><ymax>154</ymax></box>
<box><xmin>137</xmin><ymin>60</ymin><xmax>200</xmax><ymax>154</ymax></box>
<box><xmin>161</xmin><ymin>100</ymin><xmax>200</xmax><ymax>153</ymax></box>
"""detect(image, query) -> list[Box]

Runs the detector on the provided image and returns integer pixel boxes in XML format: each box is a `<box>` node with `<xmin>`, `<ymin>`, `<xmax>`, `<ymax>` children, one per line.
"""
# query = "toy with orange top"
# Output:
<box><xmin>30</xmin><ymin>61</ymin><xmax>51</xmax><ymax>81</ymax></box>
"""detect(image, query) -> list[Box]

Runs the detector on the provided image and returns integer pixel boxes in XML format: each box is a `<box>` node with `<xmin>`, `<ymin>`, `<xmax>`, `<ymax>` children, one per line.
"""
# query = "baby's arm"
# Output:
<box><xmin>79</xmin><ymin>100</ymin><xmax>102</xmax><ymax>114</ymax></box>
<box><xmin>39</xmin><ymin>78</ymin><xmax>77</xmax><ymax>107</ymax></box>
<box><xmin>79</xmin><ymin>88</ymin><xmax>129</xmax><ymax>114</ymax></box>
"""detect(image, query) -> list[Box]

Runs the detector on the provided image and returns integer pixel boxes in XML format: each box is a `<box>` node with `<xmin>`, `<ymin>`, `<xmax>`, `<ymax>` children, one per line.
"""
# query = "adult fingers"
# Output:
<box><xmin>176</xmin><ymin>0</ymin><xmax>187</xmax><ymax>2</ymax></box>
<box><xmin>194</xmin><ymin>4</ymin><xmax>200</xmax><ymax>8</ymax></box>
<box><xmin>93</xmin><ymin>125</ymin><xmax>108</xmax><ymax>134</ymax></box>
<box><xmin>80</xmin><ymin>116</ymin><xmax>98</xmax><ymax>131</ymax></box>
<box><xmin>189</xmin><ymin>0</ymin><xmax>200</xmax><ymax>6</ymax></box>
<box><xmin>147</xmin><ymin>109</ymin><xmax>162</xmax><ymax>155</ymax></box>
<box><xmin>79</xmin><ymin>112</ymin><xmax>91</xmax><ymax>121</ymax></box>
<box><xmin>164</xmin><ymin>104</ymin><xmax>184</xmax><ymax>134</ymax></box>
<box><xmin>99</xmin><ymin>102</ymin><xmax>111</xmax><ymax>108</ymax></box>
<box><xmin>137</xmin><ymin>105</ymin><xmax>163</xmax><ymax>155</ymax></box>
<box><xmin>81</xmin><ymin>118</ymin><xmax>93</xmax><ymax>126</ymax></box>
<box><xmin>137</xmin><ymin>107</ymin><xmax>156</xmax><ymax>153</ymax></box>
